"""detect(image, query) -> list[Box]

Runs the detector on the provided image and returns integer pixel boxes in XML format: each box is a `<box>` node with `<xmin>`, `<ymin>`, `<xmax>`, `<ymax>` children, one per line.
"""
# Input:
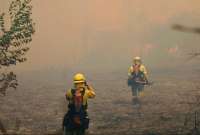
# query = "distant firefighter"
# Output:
<box><xmin>128</xmin><ymin>57</ymin><xmax>148</xmax><ymax>104</ymax></box>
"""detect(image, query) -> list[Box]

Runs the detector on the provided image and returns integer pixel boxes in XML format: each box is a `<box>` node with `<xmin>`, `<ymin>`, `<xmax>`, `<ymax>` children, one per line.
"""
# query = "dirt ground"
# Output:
<box><xmin>0</xmin><ymin>69</ymin><xmax>200</xmax><ymax>135</ymax></box>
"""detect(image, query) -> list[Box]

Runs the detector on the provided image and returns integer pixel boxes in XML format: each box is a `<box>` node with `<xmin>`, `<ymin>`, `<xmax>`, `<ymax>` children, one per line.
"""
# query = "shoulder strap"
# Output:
<box><xmin>70</xmin><ymin>88</ymin><xmax>86</xmax><ymax>100</ymax></box>
<box><xmin>70</xmin><ymin>88</ymin><xmax>88</xmax><ymax>111</ymax></box>
<box><xmin>81</xmin><ymin>87</ymin><xmax>86</xmax><ymax>96</ymax></box>
<box><xmin>71</xmin><ymin>89</ymin><xmax>76</xmax><ymax>96</ymax></box>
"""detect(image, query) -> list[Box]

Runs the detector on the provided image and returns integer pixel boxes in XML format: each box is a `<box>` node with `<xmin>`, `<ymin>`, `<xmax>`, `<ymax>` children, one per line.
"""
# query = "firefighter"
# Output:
<box><xmin>63</xmin><ymin>73</ymin><xmax>95</xmax><ymax>135</ymax></box>
<box><xmin>128</xmin><ymin>57</ymin><xmax>148</xmax><ymax>103</ymax></box>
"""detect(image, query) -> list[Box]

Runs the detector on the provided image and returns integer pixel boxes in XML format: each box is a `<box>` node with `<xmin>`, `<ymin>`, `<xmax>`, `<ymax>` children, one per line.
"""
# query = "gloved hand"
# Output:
<box><xmin>84</xmin><ymin>81</ymin><xmax>88</xmax><ymax>86</ymax></box>
<box><xmin>85</xmin><ymin>82</ymin><xmax>91</xmax><ymax>90</ymax></box>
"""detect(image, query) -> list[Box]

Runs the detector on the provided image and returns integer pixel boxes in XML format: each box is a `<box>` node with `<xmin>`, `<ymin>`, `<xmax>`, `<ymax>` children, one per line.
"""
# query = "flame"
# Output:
<box><xmin>168</xmin><ymin>46</ymin><xmax>179</xmax><ymax>55</ymax></box>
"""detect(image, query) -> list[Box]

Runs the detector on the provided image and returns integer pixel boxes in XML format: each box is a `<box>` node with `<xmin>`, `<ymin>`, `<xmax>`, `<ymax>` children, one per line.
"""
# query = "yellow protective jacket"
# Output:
<box><xmin>66</xmin><ymin>85</ymin><xmax>95</xmax><ymax>106</ymax></box>
<box><xmin>128</xmin><ymin>64</ymin><xmax>148</xmax><ymax>78</ymax></box>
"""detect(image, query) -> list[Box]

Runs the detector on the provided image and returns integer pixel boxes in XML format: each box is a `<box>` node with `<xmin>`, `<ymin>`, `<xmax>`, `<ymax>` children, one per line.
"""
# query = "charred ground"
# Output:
<box><xmin>0</xmin><ymin>69</ymin><xmax>200</xmax><ymax>135</ymax></box>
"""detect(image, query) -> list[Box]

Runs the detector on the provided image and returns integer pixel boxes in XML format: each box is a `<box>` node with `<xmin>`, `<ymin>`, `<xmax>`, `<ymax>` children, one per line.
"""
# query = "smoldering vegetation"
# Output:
<box><xmin>0</xmin><ymin>69</ymin><xmax>200</xmax><ymax>135</ymax></box>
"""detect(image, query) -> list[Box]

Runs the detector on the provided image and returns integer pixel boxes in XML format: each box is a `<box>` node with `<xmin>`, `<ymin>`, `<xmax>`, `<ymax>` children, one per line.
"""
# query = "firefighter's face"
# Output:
<box><xmin>134</xmin><ymin>60</ymin><xmax>141</xmax><ymax>65</ymax></box>
<box><xmin>75</xmin><ymin>82</ymin><xmax>85</xmax><ymax>89</ymax></box>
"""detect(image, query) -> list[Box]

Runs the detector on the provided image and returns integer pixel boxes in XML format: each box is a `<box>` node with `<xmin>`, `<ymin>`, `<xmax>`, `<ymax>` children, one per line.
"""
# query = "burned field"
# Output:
<box><xmin>0</xmin><ymin>70</ymin><xmax>200</xmax><ymax>135</ymax></box>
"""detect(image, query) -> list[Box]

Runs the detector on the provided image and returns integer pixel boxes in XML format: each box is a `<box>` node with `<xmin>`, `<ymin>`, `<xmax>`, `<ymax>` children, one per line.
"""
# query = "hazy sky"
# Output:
<box><xmin>1</xmin><ymin>0</ymin><xmax>200</xmax><ymax>72</ymax></box>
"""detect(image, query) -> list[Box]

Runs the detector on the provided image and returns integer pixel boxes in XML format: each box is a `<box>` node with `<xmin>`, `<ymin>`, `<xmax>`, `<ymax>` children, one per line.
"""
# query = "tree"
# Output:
<box><xmin>0</xmin><ymin>0</ymin><xmax>35</xmax><ymax>133</ymax></box>
<box><xmin>172</xmin><ymin>24</ymin><xmax>200</xmax><ymax>34</ymax></box>
<box><xmin>0</xmin><ymin>0</ymin><xmax>35</xmax><ymax>96</ymax></box>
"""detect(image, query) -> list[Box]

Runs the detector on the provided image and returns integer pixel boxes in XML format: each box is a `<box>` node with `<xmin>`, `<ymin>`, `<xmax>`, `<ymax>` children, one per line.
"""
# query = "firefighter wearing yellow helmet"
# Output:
<box><xmin>128</xmin><ymin>57</ymin><xmax>148</xmax><ymax>79</ymax></box>
<box><xmin>63</xmin><ymin>73</ymin><xmax>95</xmax><ymax>134</ymax></box>
<box><xmin>128</xmin><ymin>57</ymin><xmax>148</xmax><ymax>100</ymax></box>
<box><xmin>66</xmin><ymin>73</ymin><xmax>95</xmax><ymax>102</ymax></box>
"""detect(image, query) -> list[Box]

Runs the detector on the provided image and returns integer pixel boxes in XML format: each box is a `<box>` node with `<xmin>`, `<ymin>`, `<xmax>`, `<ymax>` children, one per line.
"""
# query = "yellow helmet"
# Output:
<box><xmin>133</xmin><ymin>56</ymin><xmax>142</xmax><ymax>64</ymax></box>
<box><xmin>73</xmin><ymin>73</ymin><xmax>86</xmax><ymax>84</ymax></box>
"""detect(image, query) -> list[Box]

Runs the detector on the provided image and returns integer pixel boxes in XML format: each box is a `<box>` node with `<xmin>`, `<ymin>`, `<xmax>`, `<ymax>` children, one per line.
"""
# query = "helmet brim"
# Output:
<box><xmin>74</xmin><ymin>80</ymin><xmax>85</xmax><ymax>84</ymax></box>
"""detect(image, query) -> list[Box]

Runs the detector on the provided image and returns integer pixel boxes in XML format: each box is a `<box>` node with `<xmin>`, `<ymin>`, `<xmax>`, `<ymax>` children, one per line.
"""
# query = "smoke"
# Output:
<box><xmin>1</xmin><ymin>0</ymin><xmax>200</xmax><ymax>72</ymax></box>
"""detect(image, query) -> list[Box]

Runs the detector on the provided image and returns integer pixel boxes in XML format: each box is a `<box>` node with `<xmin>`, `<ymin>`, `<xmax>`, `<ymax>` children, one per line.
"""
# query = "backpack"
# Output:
<box><xmin>127</xmin><ymin>65</ymin><xmax>145</xmax><ymax>86</ymax></box>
